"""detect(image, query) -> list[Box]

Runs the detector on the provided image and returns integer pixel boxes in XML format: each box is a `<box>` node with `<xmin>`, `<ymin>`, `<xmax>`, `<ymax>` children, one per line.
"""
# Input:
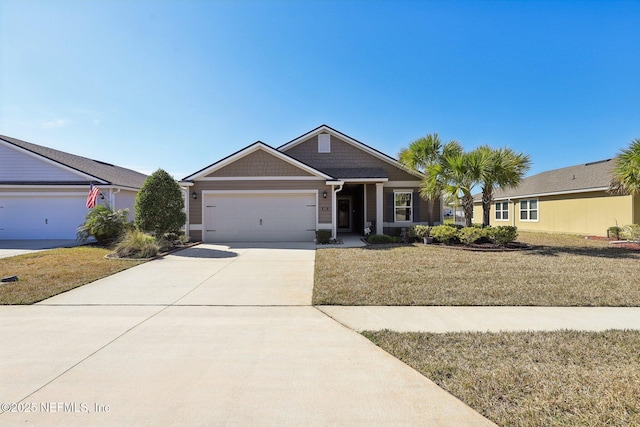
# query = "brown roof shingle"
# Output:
<box><xmin>477</xmin><ymin>158</ymin><xmax>615</xmax><ymax>201</ymax></box>
<box><xmin>0</xmin><ymin>135</ymin><xmax>147</xmax><ymax>189</ymax></box>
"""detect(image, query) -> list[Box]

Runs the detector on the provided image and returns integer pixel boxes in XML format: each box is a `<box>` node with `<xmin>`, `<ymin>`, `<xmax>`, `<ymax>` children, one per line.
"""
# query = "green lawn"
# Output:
<box><xmin>0</xmin><ymin>246</ymin><xmax>144</xmax><ymax>304</ymax></box>
<box><xmin>313</xmin><ymin>231</ymin><xmax>640</xmax><ymax>306</ymax></box>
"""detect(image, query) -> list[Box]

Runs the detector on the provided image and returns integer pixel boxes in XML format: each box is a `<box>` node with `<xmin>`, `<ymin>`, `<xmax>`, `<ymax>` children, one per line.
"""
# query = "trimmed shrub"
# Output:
<box><xmin>430</xmin><ymin>225</ymin><xmax>459</xmax><ymax>244</ymax></box>
<box><xmin>458</xmin><ymin>227</ymin><xmax>483</xmax><ymax>245</ymax></box>
<box><xmin>77</xmin><ymin>205</ymin><xmax>129</xmax><ymax>244</ymax></box>
<box><xmin>366</xmin><ymin>234</ymin><xmax>402</xmax><ymax>244</ymax></box>
<box><xmin>135</xmin><ymin>169</ymin><xmax>186</xmax><ymax>237</ymax></box>
<box><xmin>413</xmin><ymin>225</ymin><xmax>431</xmax><ymax>239</ymax></box>
<box><xmin>493</xmin><ymin>226</ymin><xmax>518</xmax><ymax>246</ymax></box>
<box><xmin>608</xmin><ymin>226</ymin><xmax>622</xmax><ymax>240</ymax></box>
<box><xmin>316</xmin><ymin>230</ymin><xmax>332</xmax><ymax>244</ymax></box>
<box><xmin>620</xmin><ymin>224</ymin><xmax>640</xmax><ymax>241</ymax></box>
<box><xmin>115</xmin><ymin>229</ymin><xmax>159</xmax><ymax>259</ymax></box>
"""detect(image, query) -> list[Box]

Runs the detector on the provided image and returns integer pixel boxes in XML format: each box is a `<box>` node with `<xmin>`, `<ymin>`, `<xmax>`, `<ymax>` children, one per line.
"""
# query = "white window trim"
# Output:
<box><xmin>519</xmin><ymin>198</ymin><xmax>539</xmax><ymax>222</ymax></box>
<box><xmin>393</xmin><ymin>190</ymin><xmax>413</xmax><ymax>223</ymax></box>
<box><xmin>495</xmin><ymin>201</ymin><xmax>510</xmax><ymax>222</ymax></box>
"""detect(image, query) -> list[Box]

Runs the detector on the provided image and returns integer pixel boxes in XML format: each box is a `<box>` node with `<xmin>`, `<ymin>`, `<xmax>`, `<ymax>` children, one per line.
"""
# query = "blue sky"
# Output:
<box><xmin>1</xmin><ymin>0</ymin><xmax>639</xmax><ymax>180</ymax></box>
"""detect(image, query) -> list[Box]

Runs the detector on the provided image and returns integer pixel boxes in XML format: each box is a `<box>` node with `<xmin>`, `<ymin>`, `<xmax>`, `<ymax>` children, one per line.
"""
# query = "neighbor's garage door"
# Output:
<box><xmin>203</xmin><ymin>192</ymin><xmax>316</xmax><ymax>242</ymax></box>
<box><xmin>0</xmin><ymin>195</ymin><xmax>88</xmax><ymax>239</ymax></box>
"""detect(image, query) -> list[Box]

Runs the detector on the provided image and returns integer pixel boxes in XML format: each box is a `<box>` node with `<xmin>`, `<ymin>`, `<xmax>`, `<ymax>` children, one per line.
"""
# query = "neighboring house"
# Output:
<box><xmin>0</xmin><ymin>135</ymin><xmax>147</xmax><ymax>240</ymax></box>
<box><xmin>472</xmin><ymin>158</ymin><xmax>640</xmax><ymax>236</ymax></box>
<box><xmin>181</xmin><ymin>125</ymin><xmax>436</xmax><ymax>242</ymax></box>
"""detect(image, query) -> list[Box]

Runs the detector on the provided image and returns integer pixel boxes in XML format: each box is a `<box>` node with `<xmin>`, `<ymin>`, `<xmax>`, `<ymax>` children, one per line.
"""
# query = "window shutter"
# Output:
<box><xmin>386</xmin><ymin>192</ymin><xmax>394</xmax><ymax>222</ymax></box>
<box><xmin>413</xmin><ymin>191</ymin><xmax>420</xmax><ymax>222</ymax></box>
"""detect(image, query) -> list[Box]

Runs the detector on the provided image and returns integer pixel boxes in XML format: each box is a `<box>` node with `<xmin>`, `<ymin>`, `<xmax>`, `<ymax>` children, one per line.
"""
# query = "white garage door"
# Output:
<box><xmin>203</xmin><ymin>192</ymin><xmax>316</xmax><ymax>242</ymax></box>
<box><xmin>0</xmin><ymin>195</ymin><xmax>88</xmax><ymax>239</ymax></box>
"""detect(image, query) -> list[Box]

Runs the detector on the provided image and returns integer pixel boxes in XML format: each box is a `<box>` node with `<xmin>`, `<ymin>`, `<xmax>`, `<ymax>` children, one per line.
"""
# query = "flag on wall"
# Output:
<box><xmin>86</xmin><ymin>184</ymin><xmax>100</xmax><ymax>209</ymax></box>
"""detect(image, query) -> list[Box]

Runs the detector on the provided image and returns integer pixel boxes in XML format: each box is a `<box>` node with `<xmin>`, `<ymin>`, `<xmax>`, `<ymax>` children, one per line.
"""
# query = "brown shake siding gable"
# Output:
<box><xmin>205</xmin><ymin>149</ymin><xmax>314</xmax><ymax>177</ymax></box>
<box><xmin>282</xmin><ymin>135</ymin><xmax>419</xmax><ymax>181</ymax></box>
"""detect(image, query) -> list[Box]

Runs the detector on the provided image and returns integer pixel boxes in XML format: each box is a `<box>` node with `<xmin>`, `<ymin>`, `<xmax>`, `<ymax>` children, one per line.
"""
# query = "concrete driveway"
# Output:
<box><xmin>0</xmin><ymin>243</ymin><xmax>494</xmax><ymax>426</ymax></box>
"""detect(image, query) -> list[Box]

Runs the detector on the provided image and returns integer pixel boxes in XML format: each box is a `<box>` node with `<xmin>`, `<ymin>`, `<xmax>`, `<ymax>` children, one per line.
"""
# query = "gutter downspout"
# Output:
<box><xmin>330</xmin><ymin>181</ymin><xmax>344</xmax><ymax>240</ymax></box>
<box><xmin>110</xmin><ymin>188</ymin><xmax>121</xmax><ymax>211</ymax></box>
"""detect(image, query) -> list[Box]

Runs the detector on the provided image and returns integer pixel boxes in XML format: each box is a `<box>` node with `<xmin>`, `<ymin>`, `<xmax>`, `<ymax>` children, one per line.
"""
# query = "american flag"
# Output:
<box><xmin>86</xmin><ymin>184</ymin><xmax>100</xmax><ymax>209</ymax></box>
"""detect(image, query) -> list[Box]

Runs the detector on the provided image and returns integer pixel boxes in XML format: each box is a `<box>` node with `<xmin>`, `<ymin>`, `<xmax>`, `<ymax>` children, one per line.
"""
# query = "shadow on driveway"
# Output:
<box><xmin>171</xmin><ymin>247</ymin><xmax>238</xmax><ymax>259</ymax></box>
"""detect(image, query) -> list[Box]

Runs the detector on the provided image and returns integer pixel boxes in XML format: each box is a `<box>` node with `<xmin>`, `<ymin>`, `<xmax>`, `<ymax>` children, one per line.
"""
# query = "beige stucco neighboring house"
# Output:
<box><xmin>0</xmin><ymin>135</ymin><xmax>147</xmax><ymax>240</ymax></box>
<box><xmin>181</xmin><ymin>125</ymin><xmax>437</xmax><ymax>243</ymax></box>
<box><xmin>472</xmin><ymin>158</ymin><xmax>640</xmax><ymax>236</ymax></box>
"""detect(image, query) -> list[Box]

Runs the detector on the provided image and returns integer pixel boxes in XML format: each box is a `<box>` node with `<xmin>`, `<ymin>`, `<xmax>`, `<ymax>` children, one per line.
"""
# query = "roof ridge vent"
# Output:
<box><xmin>585</xmin><ymin>159</ymin><xmax>612</xmax><ymax>166</ymax></box>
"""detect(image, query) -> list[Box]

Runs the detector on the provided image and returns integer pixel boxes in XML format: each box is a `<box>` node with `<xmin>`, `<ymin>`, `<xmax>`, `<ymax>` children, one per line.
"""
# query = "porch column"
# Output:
<box><xmin>376</xmin><ymin>182</ymin><xmax>384</xmax><ymax>235</ymax></box>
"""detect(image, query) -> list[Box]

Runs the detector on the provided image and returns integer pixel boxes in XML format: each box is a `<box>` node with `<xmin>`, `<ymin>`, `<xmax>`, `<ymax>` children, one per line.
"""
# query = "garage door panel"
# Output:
<box><xmin>0</xmin><ymin>196</ymin><xmax>87</xmax><ymax>239</ymax></box>
<box><xmin>204</xmin><ymin>193</ymin><xmax>316</xmax><ymax>242</ymax></box>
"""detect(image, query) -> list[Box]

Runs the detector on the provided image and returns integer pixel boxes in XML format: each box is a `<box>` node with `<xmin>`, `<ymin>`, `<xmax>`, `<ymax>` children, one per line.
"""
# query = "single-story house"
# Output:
<box><xmin>472</xmin><ymin>158</ymin><xmax>640</xmax><ymax>236</ymax></box>
<box><xmin>0</xmin><ymin>135</ymin><xmax>147</xmax><ymax>240</ymax></box>
<box><xmin>181</xmin><ymin>125</ymin><xmax>438</xmax><ymax>242</ymax></box>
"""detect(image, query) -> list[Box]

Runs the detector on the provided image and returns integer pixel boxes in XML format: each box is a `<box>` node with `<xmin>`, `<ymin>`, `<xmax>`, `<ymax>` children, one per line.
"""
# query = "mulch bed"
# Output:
<box><xmin>586</xmin><ymin>236</ymin><xmax>640</xmax><ymax>251</ymax></box>
<box><xmin>429</xmin><ymin>242</ymin><xmax>532</xmax><ymax>252</ymax></box>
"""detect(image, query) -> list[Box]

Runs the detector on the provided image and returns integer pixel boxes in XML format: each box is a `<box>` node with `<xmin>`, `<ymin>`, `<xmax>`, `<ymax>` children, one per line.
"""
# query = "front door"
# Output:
<box><xmin>337</xmin><ymin>198</ymin><xmax>351</xmax><ymax>231</ymax></box>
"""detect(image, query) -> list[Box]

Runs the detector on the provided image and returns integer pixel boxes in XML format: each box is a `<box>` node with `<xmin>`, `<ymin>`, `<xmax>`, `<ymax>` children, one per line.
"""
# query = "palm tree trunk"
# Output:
<box><xmin>482</xmin><ymin>188</ymin><xmax>492</xmax><ymax>227</ymax></box>
<box><xmin>462</xmin><ymin>193</ymin><xmax>474</xmax><ymax>227</ymax></box>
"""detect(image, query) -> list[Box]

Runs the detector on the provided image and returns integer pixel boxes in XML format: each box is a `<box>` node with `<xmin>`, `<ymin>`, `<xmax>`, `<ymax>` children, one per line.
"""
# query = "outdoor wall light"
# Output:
<box><xmin>192</xmin><ymin>191</ymin><xmax>198</xmax><ymax>200</ymax></box>
<box><xmin>322</xmin><ymin>191</ymin><xmax>327</xmax><ymax>199</ymax></box>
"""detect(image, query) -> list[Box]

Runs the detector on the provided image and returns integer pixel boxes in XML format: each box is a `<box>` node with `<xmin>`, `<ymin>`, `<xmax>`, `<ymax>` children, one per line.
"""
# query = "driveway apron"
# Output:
<box><xmin>0</xmin><ymin>243</ymin><xmax>494</xmax><ymax>426</ymax></box>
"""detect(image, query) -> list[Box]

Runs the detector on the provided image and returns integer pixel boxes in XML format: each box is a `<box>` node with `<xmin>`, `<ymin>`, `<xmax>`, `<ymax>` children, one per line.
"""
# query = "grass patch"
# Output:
<box><xmin>0</xmin><ymin>246</ymin><xmax>144</xmax><ymax>304</ymax></box>
<box><xmin>313</xmin><ymin>231</ymin><xmax>640</xmax><ymax>306</ymax></box>
<box><xmin>363</xmin><ymin>329</ymin><xmax>640</xmax><ymax>427</ymax></box>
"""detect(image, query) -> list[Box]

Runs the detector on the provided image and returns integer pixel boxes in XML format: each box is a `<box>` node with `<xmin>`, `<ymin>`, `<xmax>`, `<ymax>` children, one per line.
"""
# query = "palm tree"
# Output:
<box><xmin>398</xmin><ymin>134</ymin><xmax>462</xmax><ymax>225</ymax></box>
<box><xmin>423</xmin><ymin>149</ymin><xmax>483</xmax><ymax>227</ymax></box>
<box><xmin>476</xmin><ymin>146</ymin><xmax>531</xmax><ymax>227</ymax></box>
<box><xmin>610</xmin><ymin>138</ymin><xmax>640</xmax><ymax>195</ymax></box>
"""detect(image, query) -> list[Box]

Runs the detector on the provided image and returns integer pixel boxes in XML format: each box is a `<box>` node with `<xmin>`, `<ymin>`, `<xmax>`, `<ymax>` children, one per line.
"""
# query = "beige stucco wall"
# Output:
<box><xmin>475</xmin><ymin>191</ymin><xmax>635</xmax><ymax>236</ymax></box>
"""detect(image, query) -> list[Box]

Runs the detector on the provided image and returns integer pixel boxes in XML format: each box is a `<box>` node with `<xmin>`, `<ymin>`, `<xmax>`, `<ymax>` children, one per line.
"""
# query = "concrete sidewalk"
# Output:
<box><xmin>0</xmin><ymin>243</ymin><xmax>495</xmax><ymax>426</ymax></box>
<box><xmin>318</xmin><ymin>305</ymin><xmax>640</xmax><ymax>333</ymax></box>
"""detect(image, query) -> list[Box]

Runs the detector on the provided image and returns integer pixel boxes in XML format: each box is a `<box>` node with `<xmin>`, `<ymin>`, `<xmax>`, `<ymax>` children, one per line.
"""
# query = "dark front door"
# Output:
<box><xmin>337</xmin><ymin>198</ymin><xmax>351</xmax><ymax>231</ymax></box>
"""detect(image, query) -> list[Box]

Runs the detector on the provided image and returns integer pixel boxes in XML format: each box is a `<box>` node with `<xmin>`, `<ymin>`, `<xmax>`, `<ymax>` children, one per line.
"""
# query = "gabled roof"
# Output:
<box><xmin>477</xmin><ymin>158</ymin><xmax>616</xmax><ymax>201</ymax></box>
<box><xmin>0</xmin><ymin>135</ymin><xmax>148</xmax><ymax>189</ymax></box>
<box><xmin>278</xmin><ymin>124</ymin><xmax>424</xmax><ymax>179</ymax></box>
<box><xmin>181</xmin><ymin>141</ymin><xmax>333</xmax><ymax>181</ymax></box>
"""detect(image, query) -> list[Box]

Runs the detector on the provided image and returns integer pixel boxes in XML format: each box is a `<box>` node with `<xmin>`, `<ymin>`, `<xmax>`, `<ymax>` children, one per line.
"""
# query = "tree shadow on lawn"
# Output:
<box><xmin>525</xmin><ymin>245</ymin><xmax>640</xmax><ymax>259</ymax></box>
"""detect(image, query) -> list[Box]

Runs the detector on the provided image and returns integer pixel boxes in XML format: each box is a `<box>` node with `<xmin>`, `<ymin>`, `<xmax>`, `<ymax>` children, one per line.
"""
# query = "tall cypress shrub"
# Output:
<box><xmin>135</xmin><ymin>169</ymin><xmax>186</xmax><ymax>236</ymax></box>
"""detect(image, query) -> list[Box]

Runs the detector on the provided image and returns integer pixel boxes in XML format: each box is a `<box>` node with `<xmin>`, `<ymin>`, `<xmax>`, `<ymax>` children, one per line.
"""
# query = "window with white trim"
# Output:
<box><xmin>394</xmin><ymin>191</ymin><xmax>412</xmax><ymax>222</ymax></box>
<box><xmin>519</xmin><ymin>199</ymin><xmax>538</xmax><ymax>221</ymax></box>
<box><xmin>495</xmin><ymin>202</ymin><xmax>509</xmax><ymax>221</ymax></box>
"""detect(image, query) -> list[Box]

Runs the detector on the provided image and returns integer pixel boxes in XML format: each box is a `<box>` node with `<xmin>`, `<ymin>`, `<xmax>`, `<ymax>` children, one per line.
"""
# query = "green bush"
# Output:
<box><xmin>620</xmin><ymin>224</ymin><xmax>640</xmax><ymax>241</ymax></box>
<box><xmin>493</xmin><ymin>226</ymin><xmax>518</xmax><ymax>246</ymax></box>
<box><xmin>413</xmin><ymin>225</ymin><xmax>431</xmax><ymax>239</ymax></box>
<box><xmin>135</xmin><ymin>169</ymin><xmax>186</xmax><ymax>237</ymax></box>
<box><xmin>316</xmin><ymin>230</ymin><xmax>332</xmax><ymax>244</ymax></box>
<box><xmin>115</xmin><ymin>229</ymin><xmax>159</xmax><ymax>259</ymax></box>
<box><xmin>430</xmin><ymin>225</ymin><xmax>459</xmax><ymax>244</ymax></box>
<box><xmin>458</xmin><ymin>227</ymin><xmax>483</xmax><ymax>245</ymax></box>
<box><xmin>366</xmin><ymin>234</ymin><xmax>402</xmax><ymax>244</ymax></box>
<box><xmin>608</xmin><ymin>226</ymin><xmax>622</xmax><ymax>240</ymax></box>
<box><xmin>77</xmin><ymin>205</ymin><xmax>129</xmax><ymax>244</ymax></box>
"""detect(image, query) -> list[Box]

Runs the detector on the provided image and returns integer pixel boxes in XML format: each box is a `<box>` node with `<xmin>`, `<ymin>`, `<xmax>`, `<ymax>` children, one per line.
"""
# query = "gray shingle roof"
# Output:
<box><xmin>478</xmin><ymin>158</ymin><xmax>615</xmax><ymax>201</ymax></box>
<box><xmin>320</xmin><ymin>167</ymin><xmax>388</xmax><ymax>179</ymax></box>
<box><xmin>0</xmin><ymin>135</ymin><xmax>148</xmax><ymax>189</ymax></box>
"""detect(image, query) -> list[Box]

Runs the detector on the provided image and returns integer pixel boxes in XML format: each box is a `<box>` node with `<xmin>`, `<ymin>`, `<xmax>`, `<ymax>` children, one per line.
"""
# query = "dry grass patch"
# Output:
<box><xmin>363</xmin><ymin>330</ymin><xmax>640</xmax><ymax>427</ymax></box>
<box><xmin>0</xmin><ymin>246</ymin><xmax>144</xmax><ymax>304</ymax></box>
<box><xmin>313</xmin><ymin>232</ymin><xmax>640</xmax><ymax>306</ymax></box>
